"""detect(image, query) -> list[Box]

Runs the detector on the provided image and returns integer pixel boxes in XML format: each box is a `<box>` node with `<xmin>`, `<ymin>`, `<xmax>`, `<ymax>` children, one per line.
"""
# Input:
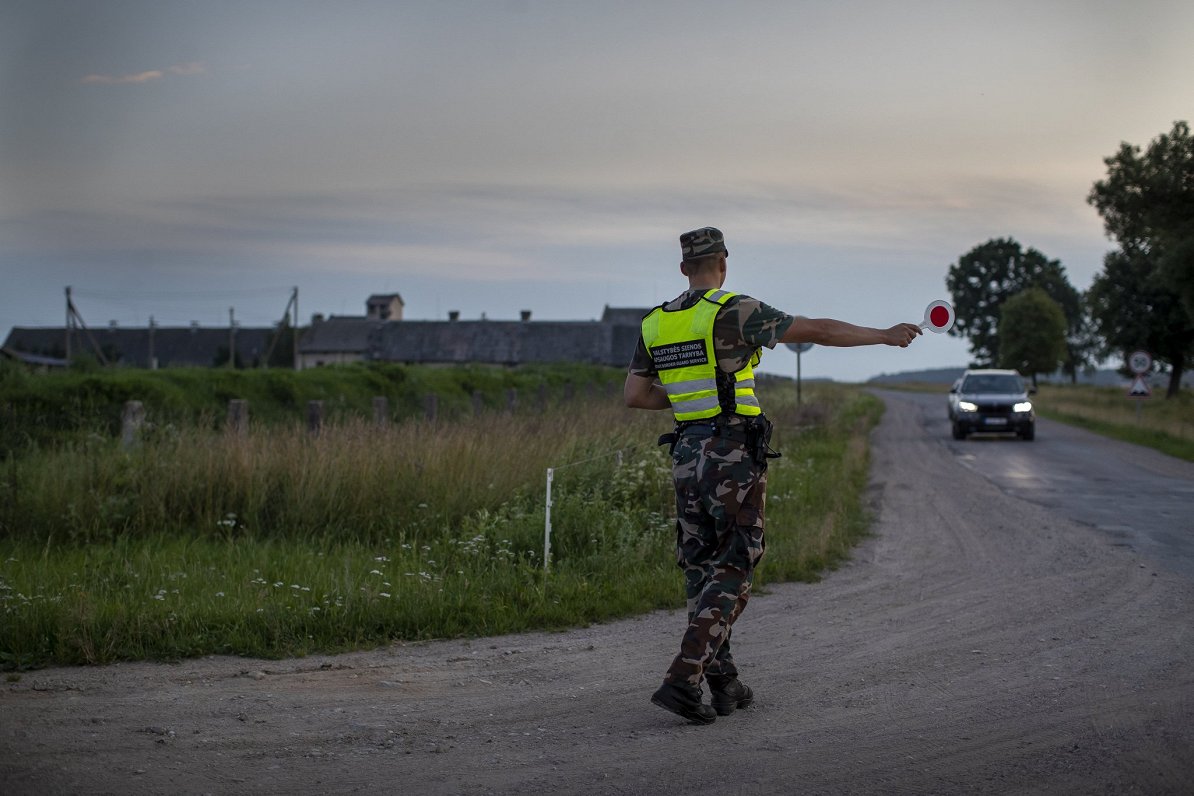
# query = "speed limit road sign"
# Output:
<box><xmin>1128</xmin><ymin>350</ymin><xmax>1152</xmax><ymax>375</ymax></box>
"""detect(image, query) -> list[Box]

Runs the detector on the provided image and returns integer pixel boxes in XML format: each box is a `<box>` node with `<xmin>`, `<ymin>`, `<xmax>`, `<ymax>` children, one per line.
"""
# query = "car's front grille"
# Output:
<box><xmin>978</xmin><ymin>402</ymin><xmax>1014</xmax><ymax>416</ymax></box>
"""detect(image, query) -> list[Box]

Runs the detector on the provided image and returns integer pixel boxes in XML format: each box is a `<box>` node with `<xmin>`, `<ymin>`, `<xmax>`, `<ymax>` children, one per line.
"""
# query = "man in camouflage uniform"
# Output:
<box><xmin>625</xmin><ymin>226</ymin><xmax>921</xmax><ymax>724</ymax></box>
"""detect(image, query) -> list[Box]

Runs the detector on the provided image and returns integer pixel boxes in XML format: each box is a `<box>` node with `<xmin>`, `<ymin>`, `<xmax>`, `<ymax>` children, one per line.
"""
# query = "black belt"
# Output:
<box><xmin>658</xmin><ymin>415</ymin><xmax>780</xmax><ymax>469</ymax></box>
<box><xmin>657</xmin><ymin>415</ymin><xmax>764</xmax><ymax>449</ymax></box>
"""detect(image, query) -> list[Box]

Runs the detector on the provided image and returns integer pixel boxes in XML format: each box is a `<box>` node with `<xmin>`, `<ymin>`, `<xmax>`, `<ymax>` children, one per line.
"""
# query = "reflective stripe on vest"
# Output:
<box><xmin>641</xmin><ymin>288</ymin><xmax>762</xmax><ymax>421</ymax></box>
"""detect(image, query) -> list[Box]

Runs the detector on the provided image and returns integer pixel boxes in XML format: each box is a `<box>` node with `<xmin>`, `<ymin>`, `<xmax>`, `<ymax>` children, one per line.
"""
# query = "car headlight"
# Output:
<box><xmin>958</xmin><ymin>401</ymin><xmax>978</xmax><ymax>412</ymax></box>
<box><xmin>1013</xmin><ymin>401</ymin><xmax>1032</xmax><ymax>413</ymax></box>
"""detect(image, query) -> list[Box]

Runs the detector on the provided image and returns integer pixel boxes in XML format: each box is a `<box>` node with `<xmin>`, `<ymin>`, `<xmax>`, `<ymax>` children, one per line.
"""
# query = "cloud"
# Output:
<box><xmin>168</xmin><ymin>62</ymin><xmax>206</xmax><ymax>76</ymax></box>
<box><xmin>81</xmin><ymin>70</ymin><xmax>163</xmax><ymax>85</ymax></box>
<box><xmin>81</xmin><ymin>62</ymin><xmax>205</xmax><ymax>86</ymax></box>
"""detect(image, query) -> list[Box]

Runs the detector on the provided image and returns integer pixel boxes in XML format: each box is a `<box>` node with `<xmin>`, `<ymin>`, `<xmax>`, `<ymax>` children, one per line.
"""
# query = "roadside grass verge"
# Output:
<box><xmin>1034</xmin><ymin>384</ymin><xmax>1194</xmax><ymax>462</ymax></box>
<box><xmin>756</xmin><ymin>392</ymin><xmax>882</xmax><ymax>585</ymax></box>
<box><xmin>0</xmin><ymin>384</ymin><xmax>882</xmax><ymax>669</ymax></box>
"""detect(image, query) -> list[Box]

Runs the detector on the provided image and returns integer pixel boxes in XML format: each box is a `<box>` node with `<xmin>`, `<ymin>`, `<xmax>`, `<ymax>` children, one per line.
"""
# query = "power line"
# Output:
<box><xmin>70</xmin><ymin>285</ymin><xmax>294</xmax><ymax>301</ymax></box>
<box><xmin>55</xmin><ymin>286</ymin><xmax>298</xmax><ymax>327</ymax></box>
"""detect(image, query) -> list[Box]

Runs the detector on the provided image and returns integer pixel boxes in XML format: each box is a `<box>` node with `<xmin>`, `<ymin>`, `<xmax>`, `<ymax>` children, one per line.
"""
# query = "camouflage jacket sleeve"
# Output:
<box><xmin>627</xmin><ymin>335</ymin><xmax>656</xmax><ymax>377</ymax></box>
<box><xmin>714</xmin><ymin>295</ymin><xmax>795</xmax><ymax>355</ymax></box>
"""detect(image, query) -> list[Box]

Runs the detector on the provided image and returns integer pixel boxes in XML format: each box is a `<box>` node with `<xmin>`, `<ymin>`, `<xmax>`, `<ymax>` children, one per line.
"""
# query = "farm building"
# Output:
<box><xmin>2</xmin><ymin>298</ymin><xmax>650</xmax><ymax>371</ymax></box>
<box><xmin>2</xmin><ymin>323</ymin><xmax>279</xmax><ymax>369</ymax></box>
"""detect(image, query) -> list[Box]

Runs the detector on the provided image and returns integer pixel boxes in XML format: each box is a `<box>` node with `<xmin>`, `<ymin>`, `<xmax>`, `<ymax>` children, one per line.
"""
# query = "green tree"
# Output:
<box><xmin>1086</xmin><ymin>248</ymin><xmax>1193</xmax><ymax>397</ymax></box>
<box><xmin>1062</xmin><ymin>314</ymin><xmax>1104</xmax><ymax>384</ymax></box>
<box><xmin>946</xmin><ymin>238</ymin><xmax>1084</xmax><ymax>369</ymax></box>
<box><xmin>1088</xmin><ymin>120</ymin><xmax>1194</xmax><ymax>397</ymax></box>
<box><xmin>997</xmin><ymin>288</ymin><xmax>1067</xmax><ymax>387</ymax></box>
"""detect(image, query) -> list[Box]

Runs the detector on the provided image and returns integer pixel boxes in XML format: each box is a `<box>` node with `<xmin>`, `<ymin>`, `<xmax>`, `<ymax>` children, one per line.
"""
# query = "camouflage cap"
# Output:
<box><xmin>679</xmin><ymin>227</ymin><xmax>727</xmax><ymax>259</ymax></box>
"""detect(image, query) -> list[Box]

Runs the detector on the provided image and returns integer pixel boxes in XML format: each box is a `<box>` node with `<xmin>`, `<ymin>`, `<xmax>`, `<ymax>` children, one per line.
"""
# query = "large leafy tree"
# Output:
<box><xmin>1086</xmin><ymin>249</ymin><xmax>1193</xmax><ymax>397</ymax></box>
<box><xmin>998</xmin><ymin>288</ymin><xmax>1067</xmax><ymax>387</ymax></box>
<box><xmin>1064</xmin><ymin>314</ymin><xmax>1103</xmax><ymax>383</ymax></box>
<box><xmin>946</xmin><ymin>238</ymin><xmax>1084</xmax><ymax>370</ymax></box>
<box><xmin>1088</xmin><ymin>120</ymin><xmax>1193</xmax><ymax>397</ymax></box>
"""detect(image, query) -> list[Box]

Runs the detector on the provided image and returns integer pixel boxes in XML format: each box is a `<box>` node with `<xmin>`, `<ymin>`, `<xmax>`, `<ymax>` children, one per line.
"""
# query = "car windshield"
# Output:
<box><xmin>961</xmin><ymin>374</ymin><xmax>1024</xmax><ymax>393</ymax></box>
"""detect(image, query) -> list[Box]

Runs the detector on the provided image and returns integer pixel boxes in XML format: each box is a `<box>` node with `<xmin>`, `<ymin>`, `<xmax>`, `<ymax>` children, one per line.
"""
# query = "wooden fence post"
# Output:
<box><xmin>227</xmin><ymin>399</ymin><xmax>249</xmax><ymax>436</ymax></box>
<box><xmin>306</xmin><ymin>400</ymin><xmax>324</xmax><ymax>436</ymax></box>
<box><xmin>563</xmin><ymin>381</ymin><xmax>574</xmax><ymax>402</ymax></box>
<box><xmin>537</xmin><ymin>382</ymin><xmax>549</xmax><ymax>411</ymax></box>
<box><xmin>120</xmin><ymin>400</ymin><xmax>145</xmax><ymax>449</ymax></box>
<box><xmin>372</xmin><ymin>396</ymin><xmax>389</xmax><ymax>428</ymax></box>
<box><xmin>424</xmin><ymin>393</ymin><xmax>438</xmax><ymax>423</ymax></box>
<box><xmin>472</xmin><ymin>390</ymin><xmax>485</xmax><ymax>416</ymax></box>
<box><xmin>506</xmin><ymin>388</ymin><xmax>518</xmax><ymax>412</ymax></box>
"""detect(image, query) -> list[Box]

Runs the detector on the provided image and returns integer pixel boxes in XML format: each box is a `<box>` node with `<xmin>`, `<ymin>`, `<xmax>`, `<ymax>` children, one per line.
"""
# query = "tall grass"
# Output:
<box><xmin>0</xmin><ymin>359</ymin><xmax>625</xmax><ymax>458</ymax></box>
<box><xmin>2</xmin><ymin>409</ymin><xmax>650</xmax><ymax>543</ymax></box>
<box><xmin>1</xmin><ymin>383</ymin><xmax>881</xmax><ymax>669</ymax></box>
<box><xmin>758</xmin><ymin>393</ymin><xmax>881</xmax><ymax>584</ymax></box>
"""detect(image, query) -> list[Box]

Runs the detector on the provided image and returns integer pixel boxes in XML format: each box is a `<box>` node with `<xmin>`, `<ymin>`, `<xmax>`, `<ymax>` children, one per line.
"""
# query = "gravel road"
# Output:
<box><xmin>3</xmin><ymin>391</ymin><xmax>1192</xmax><ymax>795</ymax></box>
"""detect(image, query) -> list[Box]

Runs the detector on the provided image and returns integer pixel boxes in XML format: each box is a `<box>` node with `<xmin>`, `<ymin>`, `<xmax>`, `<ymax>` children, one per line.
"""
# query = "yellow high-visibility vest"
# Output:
<box><xmin>641</xmin><ymin>289</ymin><xmax>762</xmax><ymax>421</ymax></box>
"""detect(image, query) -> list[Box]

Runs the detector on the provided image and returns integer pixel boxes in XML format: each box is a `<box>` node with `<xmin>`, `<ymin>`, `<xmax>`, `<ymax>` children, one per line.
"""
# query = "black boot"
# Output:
<box><xmin>706</xmin><ymin>674</ymin><xmax>754</xmax><ymax>716</ymax></box>
<box><xmin>650</xmin><ymin>680</ymin><xmax>716</xmax><ymax>724</ymax></box>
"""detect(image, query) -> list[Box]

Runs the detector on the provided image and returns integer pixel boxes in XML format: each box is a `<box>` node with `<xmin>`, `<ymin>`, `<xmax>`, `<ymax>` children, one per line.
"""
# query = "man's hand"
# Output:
<box><xmin>883</xmin><ymin>323</ymin><xmax>923</xmax><ymax>348</ymax></box>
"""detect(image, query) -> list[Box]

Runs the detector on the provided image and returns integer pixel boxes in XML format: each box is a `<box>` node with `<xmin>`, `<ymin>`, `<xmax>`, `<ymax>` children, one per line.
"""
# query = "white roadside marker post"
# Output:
<box><xmin>544</xmin><ymin>467</ymin><xmax>554</xmax><ymax>572</ymax></box>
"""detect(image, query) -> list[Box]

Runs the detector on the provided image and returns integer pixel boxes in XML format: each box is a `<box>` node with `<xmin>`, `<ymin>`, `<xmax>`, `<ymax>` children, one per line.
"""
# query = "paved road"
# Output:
<box><xmin>880</xmin><ymin>389</ymin><xmax>1194</xmax><ymax>578</ymax></box>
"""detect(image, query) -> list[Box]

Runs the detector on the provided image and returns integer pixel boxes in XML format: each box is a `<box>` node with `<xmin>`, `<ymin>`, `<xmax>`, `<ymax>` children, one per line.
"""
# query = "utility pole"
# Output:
<box><xmin>64</xmin><ymin>286</ymin><xmax>108</xmax><ymax>365</ymax></box>
<box><xmin>292</xmin><ymin>286</ymin><xmax>299</xmax><ymax>370</ymax></box>
<box><xmin>148</xmin><ymin>315</ymin><xmax>156</xmax><ymax>369</ymax></box>
<box><xmin>64</xmin><ymin>286</ymin><xmax>72</xmax><ymax>360</ymax></box>
<box><xmin>264</xmin><ymin>287</ymin><xmax>300</xmax><ymax>370</ymax></box>
<box><xmin>228</xmin><ymin>307</ymin><xmax>235</xmax><ymax>370</ymax></box>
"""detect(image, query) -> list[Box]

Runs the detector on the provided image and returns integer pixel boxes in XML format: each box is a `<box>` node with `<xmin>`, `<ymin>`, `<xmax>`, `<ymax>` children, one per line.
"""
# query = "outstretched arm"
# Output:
<box><xmin>624</xmin><ymin>373</ymin><xmax>671</xmax><ymax>410</ymax></box>
<box><xmin>781</xmin><ymin>317</ymin><xmax>922</xmax><ymax>348</ymax></box>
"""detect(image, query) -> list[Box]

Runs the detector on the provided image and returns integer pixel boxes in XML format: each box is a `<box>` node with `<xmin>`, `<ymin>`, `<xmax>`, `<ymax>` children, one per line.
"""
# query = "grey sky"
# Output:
<box><xmin>2</xmin><ymin>0</ymin><xmax>1191</xmax><ymax>380</ymax></box>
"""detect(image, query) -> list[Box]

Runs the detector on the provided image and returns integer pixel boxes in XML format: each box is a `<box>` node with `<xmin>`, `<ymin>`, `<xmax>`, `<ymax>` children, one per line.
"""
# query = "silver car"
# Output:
<box><xmin>948</xmin><ymin>369</ymin><xmax>1036</xmax><ymax>441</ymax></box>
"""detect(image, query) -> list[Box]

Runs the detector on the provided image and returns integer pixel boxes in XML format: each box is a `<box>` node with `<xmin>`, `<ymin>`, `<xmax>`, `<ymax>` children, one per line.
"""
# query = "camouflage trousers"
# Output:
<box><xmin>664</xmin><ymin>423</ymin><xmax>767</xmax><ymax>687</ymax></box>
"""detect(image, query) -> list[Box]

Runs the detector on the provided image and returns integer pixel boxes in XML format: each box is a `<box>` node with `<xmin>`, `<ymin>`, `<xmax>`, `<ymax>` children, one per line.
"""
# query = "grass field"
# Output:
<box><xmin>0</xmin><ymin>359</ymin><xmax>625</xmax><ymax>458</ymax></box>
<box><xmin>1033</xmin><ymin>383</ymin><xmax>1194</xmax><ymax>461</ymax></box>
<box><xmin>1</xmin><ymin>379</ymin><xmax>882</xmax><ymax>670</ymax></box>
